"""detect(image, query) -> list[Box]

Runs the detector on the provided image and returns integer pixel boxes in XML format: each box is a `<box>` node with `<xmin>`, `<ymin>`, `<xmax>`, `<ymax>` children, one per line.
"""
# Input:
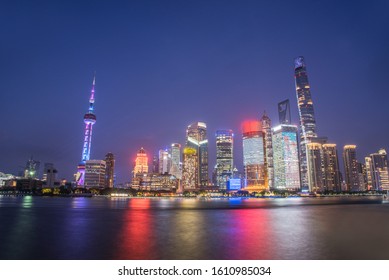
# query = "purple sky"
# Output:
<box><xmin>1</xmin><ymin>0</ymin><xmax>389</xmax><ymax>183</ymax></box>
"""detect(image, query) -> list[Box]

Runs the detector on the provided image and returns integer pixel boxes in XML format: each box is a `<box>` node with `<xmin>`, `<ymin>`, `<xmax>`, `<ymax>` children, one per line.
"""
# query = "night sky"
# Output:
<box><xmin>1</xmin><ymin>0</ymin><xmax>389</xmax><ymax>184</ymax></box>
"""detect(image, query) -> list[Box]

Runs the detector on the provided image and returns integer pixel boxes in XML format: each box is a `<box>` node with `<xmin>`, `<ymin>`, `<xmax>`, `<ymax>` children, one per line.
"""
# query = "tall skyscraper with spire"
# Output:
<box><xmin>294</xmin><ymin>56</ymin><xmax>318</xmax><ymax>191</ymax></box>
<box><xmin>76</xmin><ymin>74</ymin><xmax>96</xmax><ymax>186</ymax></box>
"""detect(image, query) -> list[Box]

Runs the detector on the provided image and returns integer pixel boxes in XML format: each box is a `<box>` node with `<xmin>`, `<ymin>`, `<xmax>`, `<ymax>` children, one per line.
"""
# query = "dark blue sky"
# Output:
<box><xmin>1</xmin><ymin>0</ymin><xmax>389</xmax><ymax>183</ymax></box>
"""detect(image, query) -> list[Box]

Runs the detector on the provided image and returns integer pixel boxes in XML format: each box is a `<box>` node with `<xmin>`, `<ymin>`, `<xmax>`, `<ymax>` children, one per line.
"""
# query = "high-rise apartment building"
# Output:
<box><xmin>133</xmin><ymin>148</ymin><xmax>148</xmax><ymax>176</ymax></box>
<box><xmin>242</xmin><ymin>120</ymin><xmax>267</xmax><ymax>190</ymax></box>
<box><xmin>215</xmin><ymin>130</ymin><xmax>234</xmax><ymax>189</ymax></box>
<box><xmin>76</xmin><ymin>75</ymin><xmax>97</xmax><ymax>186</ymax></box>
<box><xmin>322</xmin><ymin>144</ymin><xmax>341</xmax><ymax>192</ymax></box>
<box><xmin>343</xmin><ymin>145</ymin><xmax>360</xmax><ymax>192</ymax></box>
<box><xmin>182</xmin><ymin>147</ymin><xmax>198</xmax><ymax>190</ymax></box>
<box><xmin>294</xmin><ymin>57</ymin><xmax>318</xmax><ymax>191</ymax></box>
<box><xmin>261</xmin><ymin>112</ymin><xmax>274</xmax><ymax>189</ymax></box>
<box><xmin>85</xmin><ymin>160</ymin><xmax>106</xmax><ymax>188</ymax></box>
<box><xmin>368</xmin><ymin>149</ymin><xmax>389</xmax><ymax>191</ymax></box>
<box><xmin>272</xmin><ymin>124</ymin><xmax>300</xmax><ymax>191</ymax></box>
<box><xmin>105</xmin><ymin>153</ymin><xmax>115</xmax><ymax>188</ymax></box>
<box><xmin>186</xmin><ymin>122</ymin><xmax>208</xmax><ymax>186</ymax></box>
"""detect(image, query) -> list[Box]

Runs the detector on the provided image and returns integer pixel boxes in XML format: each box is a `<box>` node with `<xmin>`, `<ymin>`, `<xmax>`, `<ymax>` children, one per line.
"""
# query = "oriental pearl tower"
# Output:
<box><xmin>76</xmin><ymin>74</ymin><xmax>97</xmax><ymax>186</ymax></box>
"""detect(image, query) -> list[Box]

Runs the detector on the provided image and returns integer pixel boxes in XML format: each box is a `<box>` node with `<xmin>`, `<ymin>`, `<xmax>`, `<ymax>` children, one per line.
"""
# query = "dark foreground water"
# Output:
<box><xmin>0</xmin><ymin>196</ymin><xmax>389</xmax><ymax>260</ymax></box>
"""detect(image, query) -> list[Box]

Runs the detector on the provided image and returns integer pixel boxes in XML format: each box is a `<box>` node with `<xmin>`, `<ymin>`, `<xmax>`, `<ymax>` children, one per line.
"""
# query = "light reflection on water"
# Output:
<box><xmin>0</xmin><ymin>196</ymin><xmax>389</xmax><ymax>259</ymax></box>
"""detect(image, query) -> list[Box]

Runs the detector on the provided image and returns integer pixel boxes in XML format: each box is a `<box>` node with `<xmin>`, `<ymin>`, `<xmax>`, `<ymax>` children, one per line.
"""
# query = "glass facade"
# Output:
<box><xmin>215</xmin><ymin>130</ymin><xmax>234</xmax><ymax>189</ymax></box>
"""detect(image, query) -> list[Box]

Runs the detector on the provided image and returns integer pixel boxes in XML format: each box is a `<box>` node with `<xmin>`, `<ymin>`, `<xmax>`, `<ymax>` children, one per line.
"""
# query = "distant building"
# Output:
<box><xmin>133</xmin><ymin>148</ymin><xmax>149</xmax><ymax>176</ymax></box>
<box><xmin>152</xmin><ymin>154</ymin><xmax>159</xmax><ymax>173</ymax></box>
<box><xmin>105</xmin><ymin>153</ymin><xmax>115</xmax><ymax>188</ymax></box>
<box><xmin>132</xmin><ymin>173</ymin><xmax>178</xmax><ymax>192</ymax></box>
<box><xmin>367</xmin><ymin>149</ymin><xmax>389</xmax><ymax>191</ymax></box>
<box><xmin>306</xmin><ymin>142</ymin><xmax>323</xmax><ymax>192</ymax></box>
<box><xmin>294</xmin><ymin>57</ymin><xmax>318</xmax><ymax>191</ymax></box>
<box><xmin>215</xmin><ymin>130</ymin><xmax>234</xmax><ymax>190</ymax></box>
<box><xmin>278</xmin><ymin>99</ymin><xmax>292</xmax><ymax>125</ymax></box>
<box><xmin>357</xmin><ymin>162</ymin><xmax>367</xmax><ymax>191</ymax></box>
<box><xmin>24</xmin><ymin>157</ymin><xmax>40</xmax><ymax>179</ymax></box>
<box><xmin>182</xmin><ymin>147</ymin><xmax>198</xmax><ymax>190</ymax></box>
<box><xmin>84</xmin><ymin>160</ymin><xmax>106</xmax><ymax>188</ymax></box>
<box><xmin>242</xmin><ymin>120</ymin><xmax>267</xmax><ymax>191</ymax></box>
<box><xmin>42</xmin><ymin>163</ymin><xmax>57</xmax><ymax>188</ymax></box>
<box><xmin>186</xmin><ymin>122</ymin><xmax>208</xmax><ymax>186</ymax></box>
<box><xmin>158</xmin><ymin>149</ymin><xmax>171</xmax><ymax>174</ymax></box>
<box><xmin>272</xmin><ymin>124</ymin><xmax>300</xmax><ymax>191</ymax></box>
<box><xmin>343</xmin><ymin>145</ymin><xmax>360</xmax><ymax>192</ymax></box>
<box><xmin>322</xmin><ymin>144</ymin><xmax>342</xmax><ymax>192</ymax></box>
<box><xmin>261</xmin><ymin>112</ymin><xmax>274</xmax><ymax>189</ymax></box>
<box><xmin>170</xmin><ymin>143</ymin><xmax>182</xmax><ymax>179</ymax></box>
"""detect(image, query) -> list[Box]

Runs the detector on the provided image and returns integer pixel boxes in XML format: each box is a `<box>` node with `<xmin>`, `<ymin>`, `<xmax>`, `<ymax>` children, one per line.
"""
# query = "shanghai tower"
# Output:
<box><xmin>76</xmin><ymin>74</ymin><xmax>97</xmax><ymax>186</ymax></box>
<box><xmin>294</xmin><ymin>56</ymin><xmax>317</xmax><ymax>190</ymax></box>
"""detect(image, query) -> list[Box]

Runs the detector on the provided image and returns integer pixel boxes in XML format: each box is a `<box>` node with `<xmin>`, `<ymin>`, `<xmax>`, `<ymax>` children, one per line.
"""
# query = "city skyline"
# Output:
<box><xmin>1</xmin><ymin>1</ymin><xmax>389</xmax><ymax>184</ymax></box>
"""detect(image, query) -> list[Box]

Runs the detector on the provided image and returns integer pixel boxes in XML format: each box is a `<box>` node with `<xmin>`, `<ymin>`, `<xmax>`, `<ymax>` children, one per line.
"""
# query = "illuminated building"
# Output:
<box><xmin>278</xmin><ymin>99</ymin><xmax>291</xmax><ymax>125</ymax></box>
<box><xmin>131</xmin><ymin>173</ymin><xmax>178</xmax><ymax>192</ymax></box>
<box><xmin>42</xmin><ymin>163</ymin><xmax>57</xmax><ymax>188</ymax></box>
<box><xmin>357</xmin><ymin>162</ymin><xmax>367</xmax><ymax>191</ymax></box>
<box><xmin>76</xmin><ymin>74</ymin><xmax>97</xmax><ymax>186</ymax></box>
<box><xmin>322</xmin><ymin>144</ymin><xmax>341</xmax><ymax>192</ymax></box>
<box><xmin>186</xmin><ymin>122</ymin><xmax>208</xmax><ymax>186</ymax></box>
<box><xmin>105</xmin><ymin>153</ymin><xmax>115</xmax><ymax>188</ymax></box>
<box><xmin>182</xmin><ymin>147</ymin><xmax>198</xmax><ymax>190</ymax></box>
<box><xmin>24</xmin><ymin>157</ymin><xmax>40</xmax><ymax>179</ymax></box>
<box><xmin>133</xmin><ymin>147</ymin><xmax>148</xmax><ymax>176</ymax></box>
<box><xmin>158</xmin><ymin>149</ymin><xmax>171</xmax><ymax>174</ymax></box>
<box><xmin>306</xmin><ymin>142</ymin><xmax>323</xmax><ymax>192</ymax></box>
<box><xmin>343</xmin><ymin>145</ymin><xmax>360</xmax><ymax>192</ymax></box>
<box><xmin>170</xmin><ymin>143</ymin><xmax>182</xmax><ymax>179</ymax></box>
<box><xmin>152</xmin><ymin>154</ymin><xmax>159</xmax><ymax>173</ymax></box>
<box><xmin>272</xmin><ymin>124</ymin><xmax>300</xmax><ymax>191</ymax></box>
<box><xmin>84</xmin><ymin>160</ymin><xmax>106</xmax><ymax>189</ymax></box>
<box><xmin>365</xmin><ymin>157</ymin><xmax>373</xmax><ymax>190</ymax></box>
<box><xmin>367</xmin><ymin>149</ymin><xmax>389</xmax><ymax>191</ymax></box>
<box><xmin>242</xmin><ymin>120</ymin><xmax>267</xmax><ymax>191</ymax></box>
<box><xmin>294</xmin><ymin>57</ymin><xmax>318</xmax><ymax>191</ymax></box>
<box><xmin>261</xmin><ymin>113</ymin><xmax>274</xmax><ymax>189</ymax></box>
<box><xmin>215</xmin><ymin>130</ymin><xmax>234</xmax><ymax>189</ymax></box>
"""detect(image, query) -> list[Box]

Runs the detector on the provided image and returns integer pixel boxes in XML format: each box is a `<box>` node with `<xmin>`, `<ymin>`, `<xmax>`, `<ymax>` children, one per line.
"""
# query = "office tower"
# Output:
<box><xmin>76</xmin><ymin>75</ymin><xmax>97</xmax><ymax>186</ymax></box>
<box><xmin>278</xmin><ymin>99</ymin><xmax>292</xmax><ymax>125</ymax></box>
<box><xmin>152</xmin><ymin>154</ymin><xmax>159</xmax><ymax>173</ymax></box>
<box><xmin>85</xmin><ymin>160</ymin><xmax>106</xmax><ymax>188</ymax></box>
<box><xmin>261</xmin><ymin>112</ymin><xmax>274</xmax><ymax>189</ymax></box>
<box><xmin>182</xmin><ymin>147</ymin><xmax>198</xmax><ymax>190</ymax></box>
<box><xmin>306</xmin><ymin>142</ymin><xmax>323</xmax><ymax>192</ymax></box>
<box><xmin>294</xmin><ymin>57</ymin><xmax>318</xmax><ymax>191</ymax></box>
<box><xmin>357</xmin><ymin>162</ymin><xmax>367</xmax><ymax>191</ymax></box>
<box><xmin>105</xmin><ymin>153</ymin><xmax>115</xmax><ymax>188</ymax></box>
<box><xmin>368</xmin><ymin>149</ymin><xmax>389</xmax><ymax>191</ymax></box>
<box><xmin>42</xmin><ymin>163</ymin><xmax>57</xmax><ymax>188</ymax></box>
<box><xmin>272</xmin><ymin>124</ymin><xmax>300</xmax><ymax>191</ymax></box>
<box><xmin>365</xmin><ymin>157</ymin><xmax>373</xmax><ymax>190</ymax></box>
<box><xmin>242</xmin><ymin>120</ymin><xmax>267</xmax><ymax>190</ymax></box>
<box><xmin>133</xmin><ymin>147</ymin><xmax>148</xmax><ymax>176</ymax></box>
<box><xmin>322</xmin><ymin>144</ymin><xmax>342</xmax><ymax>192</ymax></box>
<box><xmin>24</xmin><ymin>157</ymin><xmax>40</xmax><ymax>179</ymax></box>
<box><xmin>186</xmin><ymin>122</ymin><xmax>208</xmax><ymax>186</ymax></box>
<box><xmin>158</xmin><ymin>149</ymin><xmax>171</xmax><ymax>174</ymax></box>
<box><xmin>215</xmin><ymin>130</ymin><xmax>234</xmax><ymax>189</ymax></box>
<box><xmin>343</xmin><ymin>145</ymin><xmax>360</xmax><ymax>192</ymax></box>
<box><xmin>170</xmin><ymin>143</ymin><xmax>182</xmax><ymax>179</ymax></box>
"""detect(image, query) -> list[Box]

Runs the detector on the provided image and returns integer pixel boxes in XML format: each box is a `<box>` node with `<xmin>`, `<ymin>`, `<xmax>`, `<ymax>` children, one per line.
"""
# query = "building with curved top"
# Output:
<box><xmin>133</xmin><ymin>147</ymin><xmax>149</xmax><ymax>177</ymax></box>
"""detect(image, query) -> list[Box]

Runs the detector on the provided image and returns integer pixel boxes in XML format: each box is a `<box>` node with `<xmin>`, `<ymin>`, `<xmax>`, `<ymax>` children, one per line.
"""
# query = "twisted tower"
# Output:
<box><xmin>76</xmin><ymin>74</ymin><xmax>97</xmax><ymax>186</ymax></box>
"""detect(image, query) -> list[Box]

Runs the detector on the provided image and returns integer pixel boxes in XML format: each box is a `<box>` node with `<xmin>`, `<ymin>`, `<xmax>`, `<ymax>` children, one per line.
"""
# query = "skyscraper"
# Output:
<box><xmin>343</xmin><ymin>145</ymin><xmax>360</xmax><ymax>192</ymax></box>
<box><xmin>42</xmin><ymin>163</ymin><xmax>57</xmax><ymax>188</ymax></box>
<box><xmin>76</xmin><ymin>75</ymin><xmax>97</xmax><ymax>186</ymax></box>
<box><xmin>242</xmin><ymin>120</ymin><xmax>267</xmax><ymax>191</ymax></box>
<box><xmin>133</xmin><ymin>148</ymin><xmax>148</xmax><ymax>177</ymax></box>
<box><xmin>278</xmin><ymin>99</ymin><xmax>292</xmax><ymax>125</ymax></box>
<box><xmin>85</xmin><ymin>160</ymin><xmax>106</xmax><ymax>189</ymax></box>
<box><xmin>368</xmin><ymin>149</ymin><xmax>389</xmax><ymax>191</ymax></box>
<box><xmin>306</xmin><ymin>142</ymin><xmax>323</xmax><ymax>193</ymax></box>
<box><xmin>186</xmin><ymin>122</ymin><xmax>208</xmax><ymax>186</ymax></box>
<box><xmin>105</xmin><ymin>153</ymin><xmax>115</xmax><ymax>188</ymax></box>
<box><xmin>182</xmin><ymin>147</ymin><xmax>198</xmax><ymax>190</ymax></box>
<box><xmin>24</xmin><ymin>157</ymin><xmax>40</xmax><ymax>179</ymax></box>
<box><xmin>294</xmin><ymin>57</ymin><xmax>318</xmax><ymax>191</ymax></box>
<box><xmin>215</xmin><ymin>130</ymin><xmax>234</xmax><ymax>189</ymax></box>
<box><xmin>261</xmin><ymin>112</ymin><xmax>274</xmax><ymax>190</ymax></box>
<box><xmin>322</xmin><ymin>144</ymin><xmax>341</xmax><ymax>192</ymax></box>
<box><xmin>170</xmin><ymin>143</ymin><xmax>182</xmax><ymax>179</ymax></box>
<box><xmin>272</xmin><ymin>124</ymin><xmax>300</xmax><ymax>191</ymax></box>
<box><xmin>158</xmin><ymin>149</ymin><xmax>171</xmax><ymax>174</ymax></box>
